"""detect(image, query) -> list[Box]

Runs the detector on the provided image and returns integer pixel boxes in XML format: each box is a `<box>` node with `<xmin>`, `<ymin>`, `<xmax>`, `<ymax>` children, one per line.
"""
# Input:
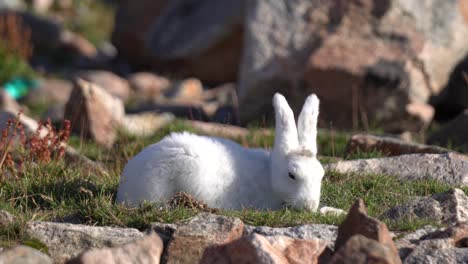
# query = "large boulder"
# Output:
<box><xmin>112</xmin><ymin>0</ymin><xmax>244</xmax><ymax>84</ymax></box>
<box><xmin>238</xmin><ymin>0</ymin><xmax>468</xmax><ymax>132</ymax></box>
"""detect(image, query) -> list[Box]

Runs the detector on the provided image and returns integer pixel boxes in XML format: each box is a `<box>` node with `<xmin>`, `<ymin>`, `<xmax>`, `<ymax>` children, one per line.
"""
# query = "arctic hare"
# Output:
<box><xmin>116</xmin><ymin>93</ymin><xmax>325</xmax><ymax>211</ymax></box>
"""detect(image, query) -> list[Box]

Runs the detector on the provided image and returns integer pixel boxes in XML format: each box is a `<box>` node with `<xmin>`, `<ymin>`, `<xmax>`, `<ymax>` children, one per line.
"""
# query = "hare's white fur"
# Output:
<box><xmin>117</xmin><ymin>93</ymin><xmax>324</xmax><ymax>211</ymax></box>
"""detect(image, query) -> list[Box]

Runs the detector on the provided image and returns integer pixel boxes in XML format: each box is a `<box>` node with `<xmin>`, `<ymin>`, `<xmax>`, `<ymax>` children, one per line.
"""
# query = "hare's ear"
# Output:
<box><xmin>273</xmin><ymin>93</ymin><xmax>298</xmax><ymax>152</ymax></box>
<box><xmin>297</xmin><ymin>94</ymin><xmax>319</xmax><ymax>156</ymax></box>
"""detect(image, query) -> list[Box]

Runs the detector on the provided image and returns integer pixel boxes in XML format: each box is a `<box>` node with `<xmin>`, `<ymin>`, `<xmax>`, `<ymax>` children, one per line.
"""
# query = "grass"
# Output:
<box><xmin>1</xmin><ymin>119</ymin><xmax>467</xmax><ymax>247</ymax></box>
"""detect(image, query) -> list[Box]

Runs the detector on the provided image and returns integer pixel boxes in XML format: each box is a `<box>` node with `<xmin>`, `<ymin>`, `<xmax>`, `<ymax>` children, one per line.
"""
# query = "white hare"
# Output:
<box><xmin>116</xmin><ymin>93</ymin><xmax>325</xmax><ymax>211</ymax></box>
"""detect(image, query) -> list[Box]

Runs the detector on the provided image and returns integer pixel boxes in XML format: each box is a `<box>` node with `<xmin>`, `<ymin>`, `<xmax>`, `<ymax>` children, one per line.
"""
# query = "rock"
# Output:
<box><xmin>319</xmin><ymin>206</ymin><xmax>346</xmax><ymax>217</ymax></box>
<box><xmin>0</xmin><ymin>110</ymin><xmax>48</xmax><ymax>138</ymax></box>
<box><xmin>0</xmin><ymin>245</ymin><xmax>52</xmax><ymax>264</ymax></box>
<box><xmin>345</xmin><ymin>134</ymin><xmax>452</xmax><ymax>157</ymax></box>
<box><xmin>112</xmin><ymin>0</ymin><xmax>243</xmax><ymax>84</ymax></box>
<box><xmin>238</xmin><ymin>0</ymin><xmax>468</xmax><ymax>132</ymax></box>
<box><xmin>428</xmin><ymin>109</ymin><xmax>468</xmax><ymax>153</ymax></box>
<box><xmin>0</xmin><ymin>210</ymin><xmax>15</xmax><ymax>226</ymax></box>
<box><xmin>422</xmin><ymin>222</ymin><xmax>468</xmax><ymax>248</ymax></box>
<box><xmin>76</xmin><ymin>71</ymin><xmax>132</xmax><ymax>102</ymax></box>
<box><xmin>0</xmin><ymin>89</ymin><xmax>21</xmax><ymax>112</ymax></box>
<box><xmin>0</xmin><ymin>0</ymin><xmax>24</xmax><ymax>9</ymax></box>
<box><xmin>127</xmin><ymin>72</ymin><xmax>171</xmax><ymax>101</ymax></box>
<box><xmin>165</xmin><ymin>213</ymin><xmax>244</xmax><ymax>264</ymax></box>
<box><xmin>184</xmin><ymin>120</ymin><xmax>272</xmax><ymax>142</ymax></box>
<box><xmin>325</xmin><ymin>153</ymin><xmax>468</xmax><ymax>186</ymax></box>
<box><xmin>24</xmin><ymin>221</ymin><xmax>143</xmax><ymax>260</ymax></box>
<box><xmin>244</xmin><ymin>224</ymin><xmax>338</xmax><ymax>244</ymax></box>
<box><xmin>403</xmin><ymin>239</ymin><xmax>468</xmax><ymax>264</ymax></box>
<box><xmin>0</xmin><ymin>10</ymin><xmax>97</xmax><ymax>62</ymax></box>
<box><xmin>382</xmin><ymin>188</ymin><xmax>468</xmax><ymax>225</ymax></box>
<box><xmin>164</xmin><ymin>78</ymin><xmax>204</xmax><ymax>102</ymax></box>
<box><xmin>121</xmin><ymin>112</ymin><xmax>174</xmax><ymax>137</ymax></box>
<box><xmin>201</xmin><ymin>233</ymin><xmax>328</xmax><ymax>264</ymax></box>
<box><xmin>24</xmin><ymin>78</ymin><xmax>73</xmax><ymax>106</ymax></box>
<box><xmin>329</xmin><ymin>235</ymin><xmax>402</xmax><ymax>264</ymax></box>
<box><xmin>335</xmin><ymin>199</ymin><xmax>399</xmax><ymax>257</ymax></box>
<box><xmin>202</xmin><ymin>83</ymin><xmax>238</xmax><ymax>106</ymax></box>
<box><xmin>66</xmin><ymin>233</ymin><xmax>163</xmax><ymax>264</ymax></box>
<box><xmin>395</xmin><ymin>226</ymin><xmax>438</xmax><ymax>260</ymax></box>
<box><xmin>64</xmin><ymin>78</ymin><xmax>125</xmax><ymax>147</ymax></box>
<box><xmin>147</xmin><ymin>222</ymin><xmax>177</xmax><ymax>247</ymax></box>
<box><xmin>32</xmin><ymin>0</ymin><xmax>54</xmax><ymax>13</ymax></box>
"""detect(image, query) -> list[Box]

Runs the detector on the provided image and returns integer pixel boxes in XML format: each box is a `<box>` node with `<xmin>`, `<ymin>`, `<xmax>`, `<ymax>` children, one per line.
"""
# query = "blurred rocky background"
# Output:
<box><xmin>1</xmin><ymin>0</ymin><xmax>468</xmax><ymax>151</ymax></box>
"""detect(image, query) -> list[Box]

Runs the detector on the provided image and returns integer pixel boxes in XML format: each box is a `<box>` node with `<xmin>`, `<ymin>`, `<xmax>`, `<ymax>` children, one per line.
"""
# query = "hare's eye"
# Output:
<box><xmin>288</xmin><ymin>172</ymin><xmax>296</xmax><ymax>180</ymax></box>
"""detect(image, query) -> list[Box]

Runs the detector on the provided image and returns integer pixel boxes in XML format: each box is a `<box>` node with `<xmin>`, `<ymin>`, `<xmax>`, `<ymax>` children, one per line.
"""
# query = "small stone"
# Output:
<box><xmin>121</xmin><ymin>112</ymin><xmax>174</xmax><ymax>137</ymax></box>
<box><xmin>394</xmin><ymin>225</ymin><xmax>438</xmax><ymax>260</ymax></box>
<box><xmin>127</xmin><ymin>72</ymin><xmax>171</xmax><ymax>100</ymax></box>
<box><xmin>320</xmin><ymin>206</ymin><xmax>346</xmax><ymax>217</ymax></box>
<box><xmin>66</xmin><ymin>233</ymin><xmax>163</xmax><ymax>264</ymax></box>
<box><xmin>382</xmin><ymin>188</ymin><xmax>468</xmax><ymax>225</ymax></box>
<box><xmin>421</xmin><ymin>222</ymin><xmax>468</xmax><ymax>247</ymax></box>
<box><xmin>76</xmin><ymin>70</ymin><xmax>132</xmax><ymax>102</ymax></box>
<box><xmin>403</xmin><ymin>239</ymin><xmax>468</xmax><ymax>264</ymax></box>
<box><xmin>165</xmin><ymin>213</ymin><xmax>244</xmax><ymax>264</ymax></box>
<box><xmin>0</xmin><ymin>245</ymin><xmax>52</xmax><ymax>264</ymax></box>
<box><xmin>165</xmin><ymin>78</ymin><xmax>203</xmax><ymax>101</ymax></box>
<box><xmin>24</xmin><ymin>78</ymin><xmax>73</xmax><ymax>106</ymax></box>
<box><xmin>329</xmin><ymin>235</ymin><xmax>402</xmax><ymax>264</ymax></box>
<box><xmin>24</xmin><ymin>221</ymin><xmax>143</xmax><ymax>260</ymax></box>
<box><xmin>64</xmin><ymin>78</ymin><xmax>125</xmax><ymax>147</ymax></box>
<box><xmin>243</xmin><ymin>224</ymin><xmax>338</xmax><ymax>244</ymax></box>
<box><xmin>0</xmin><ymin>210</ymin><xmax>15</xmax><ymax>226</ymax></box>
<box><xmin>0</xmin><ymin>89</ymin><xmax>21</xmax><ymax>112</ymax></box>
<box><xmin>335</xmin><ymin>199</ymin><xmax>399</xmax><ymax>258</ymax></box>
<box><xmin>201</xmin><ymin>233</ymin><xmax>328</xmax><ymax>264</ymax></box>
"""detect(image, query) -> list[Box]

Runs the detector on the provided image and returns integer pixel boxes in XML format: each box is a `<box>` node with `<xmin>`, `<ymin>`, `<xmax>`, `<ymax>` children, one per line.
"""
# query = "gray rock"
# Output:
<box><xmin>244</xmin><ymin>224</ymin><xmax>338</xmax><ymax>243</ymax></box>
<box><xmin>24</xmin><ymin>78</ymin><xmax>73</xmax><ymax>106</ymax></box>
<box><xmin>0</xmin><ymin>210</ymin><xmax>15</xmax><ymax>226</ymax></box>
<box><xmin>395</xmin><ymin>226</ymin><xmax>438</xmax><ymax>260</ymax></box>
<box><xmin>0</xmin><ymin>245</ymin><xmax>52</xmax><ymax>264</ymax></box>
<box><xmin>75</xmin><ymin>70</ymin><xmax>132</xmax><ymax>102</ymax></box>
<box><xmin>0</xmin><ymin>0</ymin><xmax>24</xmax><ymax>9</ymax></box>
<box><xmin>345</xmin><ymin>134</ymin><xmax>452</xmax><ymax>157</ymax></box>
<box><xmin>404</xmin><ymin>239</ymin><xmax>468</xmax><ymax>264</ymax></box>
<box><xmin>121</xmin><ymin>112</ymin><xmax>175</xmax><ymax>137</ymax></box>
<box><xmin>64</xmin><ymin>78</ymin><xmax>125</xmax><ymax>147</ymax></box>
<box><xmin>382</xmin><ymin>188</ymin><xmax>468</xmax><ymax>224</ymax></box>
<box><xmin>24</xmin><ymin>221</ymin><xmax>143</xmax><ymax>260</ymax></box>
<box><xmin>325</xmin><ymin>153</ymin><xmax>468</xmax><ymax>186</ymax></box>
<box><xmin>66</xmin><ymin>233</ymin><xmax>163</xmax><ymax>264</ymax></box>
<box><xmin>0</xmin><ymin>90</ymin><xmax>21</xmax><ymax>113</ymax></box>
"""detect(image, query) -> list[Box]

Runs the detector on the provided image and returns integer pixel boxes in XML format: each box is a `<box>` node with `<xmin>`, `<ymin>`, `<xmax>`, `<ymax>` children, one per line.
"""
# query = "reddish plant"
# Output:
<box><xmin>0</xmin><ymin>113</ymin><xmax>71</xmax><ymax>180</ymax></box>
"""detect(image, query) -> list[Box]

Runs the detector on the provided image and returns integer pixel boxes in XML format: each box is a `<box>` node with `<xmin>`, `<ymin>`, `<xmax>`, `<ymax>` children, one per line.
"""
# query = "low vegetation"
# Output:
<box><xmin>1</xmin><ymin>115</ymin><xmax>466</xmax><ymax>247</ymax></box>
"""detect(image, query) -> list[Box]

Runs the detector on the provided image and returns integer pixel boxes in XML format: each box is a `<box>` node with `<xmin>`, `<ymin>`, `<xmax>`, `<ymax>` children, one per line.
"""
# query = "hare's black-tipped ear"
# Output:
<box><xmin>273</xmin><ymin>93</ymin><xmax>298</xmax><ymax>152</ymax></box>
<box><xmin>297</xmin><ymin>94</ymin><xmax>319</xmax><ymax>156</ymax></box>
